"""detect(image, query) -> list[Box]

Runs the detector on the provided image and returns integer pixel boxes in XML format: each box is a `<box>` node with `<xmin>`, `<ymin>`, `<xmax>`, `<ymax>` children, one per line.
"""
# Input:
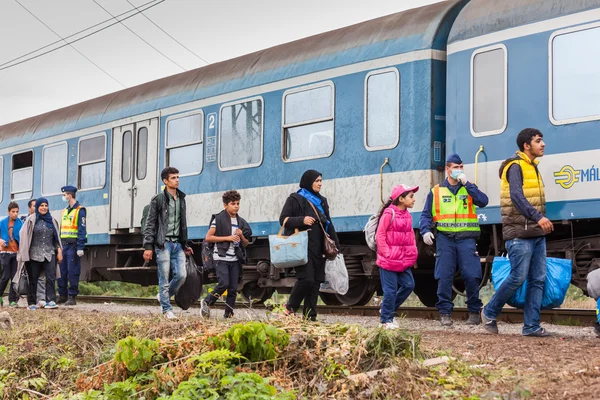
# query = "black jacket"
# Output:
<box><xmin>211</xmin><ymin>210</ymin><xmax>252</xmax><ymax>262</ymax></box>
<box><xmin>143</xmin><ymin>188</ymin><xmax>189</xmax><ymax>250</ymax></box>
<box><xmin>279</xmin><ymin>193</ymin><xmax>340</xmax><ymax>258</ymax></box>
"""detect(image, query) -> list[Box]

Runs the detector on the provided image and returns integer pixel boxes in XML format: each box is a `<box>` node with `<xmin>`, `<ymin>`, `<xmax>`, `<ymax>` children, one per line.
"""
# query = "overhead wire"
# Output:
<box><xmin>13</xmin><ymin>0</ymin><xmax>126</xmax><ymax>88</ymax></box>
<box><xmin>124</xmin><ymin>0</ymin><xmax>209</xmax><ymax>65</ymax></box>
<box><xmin>91</xmin><ymin>0</ymin><xmax>186</xmax><ymax>72</ymax></box>
<box><xmin>0</xmin><ymin>0</ymin><xmax>162</xmax><ymax>69</ymax></box>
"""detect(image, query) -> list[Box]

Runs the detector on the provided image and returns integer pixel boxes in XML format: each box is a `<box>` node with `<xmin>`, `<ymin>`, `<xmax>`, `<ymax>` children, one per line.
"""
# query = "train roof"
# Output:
<box><xmin>449</xmin><ymin>0</ymin><xmax>600</xmax><ymax>44</ymax></box>
<box><xmin>0</xmin><ymin>0</ymin><xmax>464</xmax><ymax>148</ymax></box>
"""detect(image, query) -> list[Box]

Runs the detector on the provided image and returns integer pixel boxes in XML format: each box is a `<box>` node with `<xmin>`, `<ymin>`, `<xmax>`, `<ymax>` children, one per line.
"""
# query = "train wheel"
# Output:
<box><xmin>319</xmin><ymin>292</ymin><xmax>343</xmax><ymax>305</ymax></box>
<box><xmin>413</xmin><ymin>274</ymin><xmax>439</xmax><ymax>307</ymax></box>
<box><xmin>335</xmin><ymin>278</ymin><xmax>377</xmax><ymax>306</ymax></box>
<box><xmin>241</xmin><ymin>281</ymin><xmax>275</xmax><ymax>304</ymax></box>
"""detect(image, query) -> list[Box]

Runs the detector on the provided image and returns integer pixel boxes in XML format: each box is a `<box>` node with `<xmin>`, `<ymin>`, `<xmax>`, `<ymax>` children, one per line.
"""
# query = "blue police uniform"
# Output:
<box><xmin>58</xmin><ymin>186</ymin><xmax>87</xmax><ymax>299</ymax></box>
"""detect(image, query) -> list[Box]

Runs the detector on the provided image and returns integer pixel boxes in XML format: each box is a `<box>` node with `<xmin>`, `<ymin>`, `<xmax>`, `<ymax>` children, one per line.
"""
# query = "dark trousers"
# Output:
<box><xmin>27</xmin><ymin>257</ymin><xmax>57</xmax><ymax>305</ymax></box>
<box><xmin>204</xmin><ymin>260</ymin><xmax>241</xmax><ymax>315</ymax></box>
<box><xmin>287</xmin><ymin>254</ymin><xmax>325</xmax><ymax>320</ymax></box>
<box><xmin>58</xmin><ymin>244</ymin><xmax>81</xmax><ymax>297</ymax></box>
<box><xmin>0</xmin><ymin>253</ymin><xmax>19</xmax><ymax>303</ymax></box>
<box><xmin>434</xmin><ymin>233</ymin><xmax>483</xmax><ymax>314</ymax></box>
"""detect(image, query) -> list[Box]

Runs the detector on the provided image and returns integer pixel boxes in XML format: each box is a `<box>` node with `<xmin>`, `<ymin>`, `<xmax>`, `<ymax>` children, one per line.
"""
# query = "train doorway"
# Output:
<box><xmin>110</xmin><ymin>118</ymin><xmax>159</xmax><ymax>231</ymax></box>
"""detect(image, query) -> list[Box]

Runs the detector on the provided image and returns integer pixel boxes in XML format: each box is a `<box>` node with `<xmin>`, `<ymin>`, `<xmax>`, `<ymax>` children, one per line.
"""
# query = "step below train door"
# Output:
<box><xmin>110</xmin><ymin>119</ymin><xmax>158</xmax><ymax>232</ymax></box>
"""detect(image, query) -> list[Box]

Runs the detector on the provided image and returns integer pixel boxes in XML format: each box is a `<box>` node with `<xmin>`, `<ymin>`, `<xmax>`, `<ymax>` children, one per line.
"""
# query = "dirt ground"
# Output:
<box><xmin>417</xmin><ymin>330</ymin><xmax>600</xmax><ymax>399</ymax></box>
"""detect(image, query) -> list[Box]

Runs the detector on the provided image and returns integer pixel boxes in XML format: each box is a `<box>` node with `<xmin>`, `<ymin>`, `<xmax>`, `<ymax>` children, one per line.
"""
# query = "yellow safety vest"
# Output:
<box><xmin>61</xmin><ymin>206</ymin><xmax>84</xmax><ymax>239</ymax></box>
<box><xmin>431</xmin><ymin>185</ymin><xmax>479</xmax><ymax>233</ymax></box>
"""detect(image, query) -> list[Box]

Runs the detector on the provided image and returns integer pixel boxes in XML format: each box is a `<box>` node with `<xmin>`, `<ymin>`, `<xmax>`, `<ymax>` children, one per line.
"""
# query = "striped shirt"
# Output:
<box><xmin>212</xmin><ymin>217</ymin><xmax>239</xmax><ymax>262</ymax></box>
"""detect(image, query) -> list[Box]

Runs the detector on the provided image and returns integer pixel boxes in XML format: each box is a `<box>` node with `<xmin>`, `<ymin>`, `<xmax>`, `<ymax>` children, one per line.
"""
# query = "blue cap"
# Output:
<box><xmin>446</xmin><ymin>153</ymin><xmax>463</xmax><ymax>164</ymax></box>
<box><xmin>61</xmin><ymin>185</ymin><xmax>77</xmax><ymax>194</ymax></box>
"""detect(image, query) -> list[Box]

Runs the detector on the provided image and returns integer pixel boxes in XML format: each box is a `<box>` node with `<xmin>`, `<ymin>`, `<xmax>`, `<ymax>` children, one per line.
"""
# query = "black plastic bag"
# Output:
<box><xmin>200</xmin><ymin>240</ymin><xmax>216</xmax><ymax>273</ymax></box>
<box><xmin>13</xmin><ymin>267</ymin><xmax>29</xmax><ymax>296</ymax></box>
<box><xmin>175</xmin><ymin>256</ymin><xmax>203</xmax><ymax>310</ymax></box>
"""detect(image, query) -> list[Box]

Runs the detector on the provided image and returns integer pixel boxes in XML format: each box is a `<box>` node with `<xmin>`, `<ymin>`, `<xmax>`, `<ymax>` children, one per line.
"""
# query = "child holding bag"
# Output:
<box><xmin>376</xmin><ymin>184</ymin><xmax>419</xmax><ymax>329</ymax></box>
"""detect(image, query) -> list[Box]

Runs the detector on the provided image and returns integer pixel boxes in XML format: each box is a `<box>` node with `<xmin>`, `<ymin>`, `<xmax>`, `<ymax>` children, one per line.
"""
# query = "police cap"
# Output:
<box><xmin>61</xmin><ymin>185</ymin><xmax>77</xmax><ymax>194</ymax></box>
<box><xmin>446</xmin><ymin>153</ymin><xmax>463</xmax><ymax>164</ymax></box>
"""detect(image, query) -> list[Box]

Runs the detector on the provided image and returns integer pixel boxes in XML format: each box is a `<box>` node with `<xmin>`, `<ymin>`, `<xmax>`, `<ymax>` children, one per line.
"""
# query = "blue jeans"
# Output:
<box><xmin>484</xmin><ymin>237</ymin><xmax>546</xmax><ymax>335</ymax></box>
<box><xmin>434</xmin><ymin>234</ymin><xmax>483</xmax><ymax>314</ymax></box>
<box><xmin>156</xmin><ymin>241</ymin><xmax>187</xmax><ymax>313</ymax></box>
<box><xmin>379</xmin><ymin>268</ymin><xmax>415</xmax><ymax>323</ymax></box>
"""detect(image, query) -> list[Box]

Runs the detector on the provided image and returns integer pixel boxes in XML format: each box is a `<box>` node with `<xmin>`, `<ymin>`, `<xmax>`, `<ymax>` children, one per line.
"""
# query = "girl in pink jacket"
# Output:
<box><xmin>376</xmin><ymin>184</ymin><xmax>419</xmax><ymax>329</ymax></box>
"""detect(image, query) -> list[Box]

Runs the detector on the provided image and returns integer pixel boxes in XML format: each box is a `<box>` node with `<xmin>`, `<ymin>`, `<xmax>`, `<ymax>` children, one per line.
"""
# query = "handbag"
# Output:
<box><xmin>13</xmin><ymin>266</ymin><xmax>29</xmax><ymax>296</ymax></box>
<box><xmin>306</xmin><ymin>201</ymin><xmax>338</xmax><ymax>261</ymax></box>
<box><xmin>268</xmin><ymin>217</ymin><xmax>309</xmax><ymax>268</ymax></box>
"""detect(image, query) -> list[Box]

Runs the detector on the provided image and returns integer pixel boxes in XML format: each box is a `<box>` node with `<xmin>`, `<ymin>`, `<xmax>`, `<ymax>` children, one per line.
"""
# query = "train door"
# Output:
<box><xmin>110</xmin><ymin>119</ymin><xmax>159</xmax><ymax>231</ymax></box>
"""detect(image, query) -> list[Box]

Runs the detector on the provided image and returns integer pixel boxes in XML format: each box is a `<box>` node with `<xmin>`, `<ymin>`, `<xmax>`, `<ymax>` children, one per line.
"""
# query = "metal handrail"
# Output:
<box><xmin>474</xmin><ymin>145</ymin><xmax>484</xmax><ymax>185</ymax></box>
<box><xmin>379</xmin><ymin>158</ymin><xmax>389</xmax><ymax>204</ymax></box>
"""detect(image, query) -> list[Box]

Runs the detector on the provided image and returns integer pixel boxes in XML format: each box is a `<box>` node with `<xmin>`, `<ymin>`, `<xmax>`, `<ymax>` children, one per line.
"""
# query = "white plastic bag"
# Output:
<box><xmin>323</xmin><ymin>254</ymin><xmax>349</xmax><ymax>295</ymax></box>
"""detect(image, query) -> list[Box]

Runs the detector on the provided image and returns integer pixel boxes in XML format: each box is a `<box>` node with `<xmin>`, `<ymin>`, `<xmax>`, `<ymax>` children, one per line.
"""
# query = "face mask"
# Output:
<box><xmin>62</xmin><ymin>196</ymin><xmax>68</xmax><ymax>202</ymax></box>
<box><xmin>450</xmin><ymin>169</ymin><xmax>462</xmax><ymax>179</ymax></box>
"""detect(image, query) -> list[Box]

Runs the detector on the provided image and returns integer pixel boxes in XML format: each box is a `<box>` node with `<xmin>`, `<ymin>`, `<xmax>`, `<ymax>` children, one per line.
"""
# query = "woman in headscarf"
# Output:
<box><xmin>17</xmin><ymin>198</ymin><xmax>62</xmax><ymax>310</ymax></box>
<box><xmin>279</xmin><ymin>169</ymin><xmax>340</xmax><ymax>321</ymax></box>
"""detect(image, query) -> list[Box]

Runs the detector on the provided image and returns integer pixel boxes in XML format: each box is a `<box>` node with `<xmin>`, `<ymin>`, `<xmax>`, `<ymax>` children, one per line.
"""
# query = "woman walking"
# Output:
<box><xmin>17</xmin><ymin>198</ymin><xmax>62</xmax><ymax>310</ymax></box>
<box><xmin>279</xmin><ymin>169</ymin><xmax>340</xmax><ymax>321</ymax></box>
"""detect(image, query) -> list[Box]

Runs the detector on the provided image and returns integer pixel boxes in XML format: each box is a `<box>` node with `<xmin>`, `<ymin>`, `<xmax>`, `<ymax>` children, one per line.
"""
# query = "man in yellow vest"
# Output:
<box><xmin>420</xmin><ymin>154</ymin><xmax>488</xmax><ymax>326</ymax></box>
<box><xmin>58</xmin><ymin>186</ymin><xmax>87</xmax><ymax>306</ymax></box>
<box><xmin>482</xmin><ymin>128</ymin><xmax>554</xmax><ymax>337</ymax></box>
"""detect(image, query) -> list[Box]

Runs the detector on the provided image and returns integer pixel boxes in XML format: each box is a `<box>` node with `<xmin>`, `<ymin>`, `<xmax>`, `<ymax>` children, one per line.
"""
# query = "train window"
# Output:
<box><xmin>137</xmin><ymin>127</ymin><xmax>148</xmax><ymax>180</ymax></box>
<box><xmin>283</xmin><ymin>82</ymin><xmax>334</xmax><ymax>161</ymax></box>
<box><xmin>121</xmin><ymin>130</ymin><xmax>133</xmax><ymax>183</ymax></box>
<box><xmin>365</xmin><ymin>69</ymin><xmax>400</xmax><ymax>150</ymax></box>
<box><xmin>219</xmin><ymin>97</ymin><xmax>263</xmax><ymax>170</ymax></box>
<box><xmin>78</xmin><ymin>134</ymin><xmax>106</xmax><ymax>190</ymax></box>
<box><xmin>11</xmin><ymin>151</ymin><xmax>33</xmax><ymax>200</ymax></box>
<box><xmin>470</xmin><ymin>45</ymin><xmax>507</xmax><ymax>137</ymax></box>
<box><xmin>551</xmin><ymin>25</ymin><xmax>600</xmax><ymax>124</ymax></box>
<box><xmin>166</xmin><ymin>112</ymin><xmax>203</xmax><ymax>176</ymax></box>
<box><xmin>42</xmin><ymin>143</ymin><xmax>67</xmax><ymax>195</ymax></box>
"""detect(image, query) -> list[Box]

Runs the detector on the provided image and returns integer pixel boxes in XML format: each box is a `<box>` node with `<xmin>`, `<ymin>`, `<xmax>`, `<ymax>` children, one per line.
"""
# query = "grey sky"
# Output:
<box><xmin>0</xmin><ymin>0</ymin><xmax>443</xmax><ymax>126</ymax></box>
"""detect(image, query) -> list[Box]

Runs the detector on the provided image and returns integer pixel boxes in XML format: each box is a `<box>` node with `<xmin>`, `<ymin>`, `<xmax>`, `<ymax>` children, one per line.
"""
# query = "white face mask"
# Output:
<box><xmin>62</xmin><ymin>196</ymin><xmax>68</xmax><ymax>202</ymax></box>
<box><xmin>450</xmin><ymin>169</ymin><xmax>462</xmax><ymax>179</ymax></box>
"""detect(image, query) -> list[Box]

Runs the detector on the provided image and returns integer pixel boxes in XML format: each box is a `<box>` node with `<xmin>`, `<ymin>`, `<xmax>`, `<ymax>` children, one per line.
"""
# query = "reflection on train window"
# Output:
<box><xmin>137</xmin><ymin>127</ymin><xmax>148</xmax><ymax>180</ymax></box>
<box><xmin>552</xmin><ymin>26</ymin><xmax>600</xmax><ymax>123</ymax></box>
<box><xmin>219</xmin><ymin>98</ymin><xmax>263</xmax><ymax>170</ymax></box>
<box><xmin>121</xmin><ymin>130</ymin><xmax>132</xmax><ymax>183</ymax></box>
<box><xmin>42</xmin><ymin>143</ymin><xmax>67</xmax><ymax>195</ymax></box>
<box><xmin>78</xmin><ymin>135</ymin><xmax>106</xmax><ymax>190</ymax></box>
<box><xmin>11</xmin><ymin>151</ymin><xmax>33</xmax><ymax>200</ymax></box>
<box><xmin>166</xmin><ymin>112</ymin><xmax>203</xmax><ymax>176</ymax></box>
<box><xmin>283</xmin><ymin>82</ymin><xmax>334</xmax><ymax>161</ymax></box>
<box><xmin>471</xmin><ymin>45</ymin><xmax>507</xmax><ymax>136</ymax></box>
<box><xmin>365</xmin><ymin>69</ymin><xmax>399</xmax><ymax>150</ymax></box>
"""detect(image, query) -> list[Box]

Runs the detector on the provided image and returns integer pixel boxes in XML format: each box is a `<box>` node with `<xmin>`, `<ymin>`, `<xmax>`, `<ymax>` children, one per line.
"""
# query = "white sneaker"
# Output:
<box><xmin>163</xmin><ymin>310</ymin><xmax>178</xmax><ymax>320</ymax></box>
<box><xmin>36</xmin><ymin>301</ymin><xmax>46</xmax><ymax>309</ymax></box>
<box><xmin>379</xmin><ymin>322</ymin><xmax>399</xmax><ymax>330</ymax></box>
<box><xmin>156</xmin><ymin>293</ymin><xmax>161</xmax><ymax>303</ymax></box>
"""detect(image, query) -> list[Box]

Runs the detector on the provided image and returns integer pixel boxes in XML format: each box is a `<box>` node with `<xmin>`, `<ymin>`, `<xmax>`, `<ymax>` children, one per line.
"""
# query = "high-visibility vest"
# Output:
<box><xmin>431</xmin><ymin>185</ymin><xmax>479</xmax><ymax>233</ymax></box>
<box><xmin>61</xmin><ymin>206</ymin><xmax>84</xmax><ymax>239</ymax></box>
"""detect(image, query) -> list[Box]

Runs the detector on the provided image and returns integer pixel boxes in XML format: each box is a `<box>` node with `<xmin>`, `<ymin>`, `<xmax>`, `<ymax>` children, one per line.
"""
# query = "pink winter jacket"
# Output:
<box><xmin>375</xmin><ymin>205</ymin><xmax>418</xmax><ymax>272</ymax></box>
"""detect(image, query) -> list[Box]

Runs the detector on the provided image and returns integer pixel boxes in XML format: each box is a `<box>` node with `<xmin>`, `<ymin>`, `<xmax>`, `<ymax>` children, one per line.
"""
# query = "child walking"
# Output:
<box><xmin>376</xmin><ymin>184</ymin><xmax>419</xmax><ymax>329</ymax></box>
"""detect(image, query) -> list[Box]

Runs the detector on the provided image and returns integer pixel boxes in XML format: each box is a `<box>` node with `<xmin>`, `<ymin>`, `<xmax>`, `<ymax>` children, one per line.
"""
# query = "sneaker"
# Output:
<box><xmin>481</xmin><ymin>309</ymin><xmax>499</xmax><ymax>334</ymax></box>
<box><xmin>379</xmin><ymin>322</ymin><xmax>399</xmax><ymax>330</ymax></box>
<box><xmin>156</xmin><ymin>293</ymin><xmax>161</xmax><ymax>303</ymax></box>
<box><xmin>27</xmin><ymin>305</ymin><xmax>37</xmax><ymax>311</ymax></box>
<box><xmin>466</xmin><ymin>312</ymin><xmax>481</xmax><ymax>325</ymax></box>
<box><xmin>56</xmin><ymin>296</ymin><xmax>68</xmax><ymax>305</ymax></box>
<box><xmin>45</xmin><ymin>301</ymin><xmax>58</xmax><ymax>309</ymax></box>
<box><xmin>37</xmin><ymin>301</ymin><xmax>46</xmax><ymax>309</ymax></box>
<box><xmin>524</xmin><ymin>327</ymin><xmax>552</xmax><ymax>337</ymax></box>
<box><xmin>65</xmin><ymin>297</ymin><xmax>77</xmax><ymax>306</ymax></box>
<box><xmin>9</xmin><ymin>301</ymin><xmax>18</xmax><ymax>308</ymax></box>
<box><xmin>594</xmin><ymin>322</ymin><xmax>600</xmax><ymax>338</ymax></box>
<box><xmin>440</xmin><ymin>314</ymin><xmax>453</xmax><ymax>327</ymax></box>
<box><xmin>281</xmin><ymin>308</ymin><xmax>295</xmax><ymax>318</ymax></box>
<box><xmin>163</xmin><ymin>310</ymin><xmax>178</xmax><ymax>320</ymax></box>
<box><xmin>224</xmin><ymin>311</ymin><xmax>234</xmax><ymax>319</ymax></box>
<box><xmin>200</xmin><ymin>301</ymin><xmax>210</xmax><ymax>318</ymax></box>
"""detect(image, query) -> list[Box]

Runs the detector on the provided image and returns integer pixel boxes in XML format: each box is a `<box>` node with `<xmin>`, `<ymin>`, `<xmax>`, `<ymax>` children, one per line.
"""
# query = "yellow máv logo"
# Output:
<box><xmin>554</xmin><ymin>165</ymin><xmax>580</xmax><ymax>189</ymax></box>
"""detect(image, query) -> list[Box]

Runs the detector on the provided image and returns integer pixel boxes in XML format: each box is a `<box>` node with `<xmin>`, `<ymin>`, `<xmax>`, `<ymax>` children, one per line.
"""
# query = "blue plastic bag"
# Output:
<box><xmin>491</xmin><ymin>256</ymin><xmax>572</xmax><ymax>309</ymax></box>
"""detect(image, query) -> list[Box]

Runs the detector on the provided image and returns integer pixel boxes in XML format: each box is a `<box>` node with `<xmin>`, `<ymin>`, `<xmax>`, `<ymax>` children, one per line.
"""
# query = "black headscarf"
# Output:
<box><xmin>35</xmin><ymin>197</ymin><xmax>60</xmax><ymax>242</ymax></box>
<box><xmin>299</xmin><ymin>169</ymin><xmax>322</xmax><ymax>195</ymax></box>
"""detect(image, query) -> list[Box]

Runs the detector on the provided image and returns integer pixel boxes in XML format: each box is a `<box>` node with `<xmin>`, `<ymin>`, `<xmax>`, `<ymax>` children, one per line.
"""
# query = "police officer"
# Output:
<box><xmin>57</xmin><ymin>186</ymin><xmax>87</xmax><ymax>306</ymax></box>
<box><xmin>419</xmin><ymin>154</ymin><xmax>488</xmax><ymax>326</ymax></box>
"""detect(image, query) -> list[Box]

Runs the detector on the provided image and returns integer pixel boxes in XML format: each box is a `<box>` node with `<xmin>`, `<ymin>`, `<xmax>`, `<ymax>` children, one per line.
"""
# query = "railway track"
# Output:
<box><xmin>77</xmin><ymin>295</ymin><xmax>599</xmax><ymax>325</ymax></box>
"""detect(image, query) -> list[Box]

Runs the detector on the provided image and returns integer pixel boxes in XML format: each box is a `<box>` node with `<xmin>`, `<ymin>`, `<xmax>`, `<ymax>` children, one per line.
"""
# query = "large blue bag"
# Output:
<box><xmin>491</xmin><ymin>256</ymin><xmax>572</xmax><ymax>309</ymax></box>
<box><xmin>269</xmin><ymin>218</ymin><xmax>309</xmax><ymax>269</ymax></box>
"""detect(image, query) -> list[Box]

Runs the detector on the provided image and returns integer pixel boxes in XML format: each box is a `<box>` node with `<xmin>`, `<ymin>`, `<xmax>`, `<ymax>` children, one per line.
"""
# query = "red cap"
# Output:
<box><xmin>390</xmin><ymin>184</ymin><xmax>419</xmax><ymax>201</ymax></box>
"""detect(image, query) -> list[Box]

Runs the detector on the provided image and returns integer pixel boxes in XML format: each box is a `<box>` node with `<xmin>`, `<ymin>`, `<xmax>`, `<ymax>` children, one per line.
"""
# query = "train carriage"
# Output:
<box><xmin>0</xmin><ymin>0</ymin><xmax>468</xmax><ymax>306</ymax></box>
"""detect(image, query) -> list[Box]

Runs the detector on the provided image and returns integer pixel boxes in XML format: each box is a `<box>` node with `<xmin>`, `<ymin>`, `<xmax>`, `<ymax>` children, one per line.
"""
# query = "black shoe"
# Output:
<box><xmin>440</xmin><ymin>314</ymin><xmax>453</xmax><ymax>327</ymax></box>
<box><xmin>481</xmin><ymin>309</ymin><xmax>499</xmax><ymax>334</ymax></box>
<box><xmin>64</xmin><ymin>296</ymin><xmax>77</xmax><ymax>306</ymax></box>
<box><xmin>224</xmin><ymin>311</ymin><xmax>234</xmax><ymax>319</ymax></box>
<box><xmin>524</xmin><ymin>327</ymin><xmax>552</xmax><ymax>337</ymax></box>
<box><xmin>594</xmin><ymin>323</ymin><xmax>600</xmax><ymax>338</ymax></box>
<box><xmin>466</xmin><ymin>312</ymin><xmax>481</xmax><ymax>325</ymax></box>
<box><xmin>57</xmin><ymin>296</ymin><xmax>68</xmax><ymax>305</ymax></box>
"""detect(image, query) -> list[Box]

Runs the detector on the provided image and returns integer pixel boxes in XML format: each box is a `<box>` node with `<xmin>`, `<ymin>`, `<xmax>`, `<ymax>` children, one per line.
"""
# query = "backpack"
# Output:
<box><xmin>364</xmin><ymin>208</ymin><xmax>395</xmax><ymax>251</ymax></box>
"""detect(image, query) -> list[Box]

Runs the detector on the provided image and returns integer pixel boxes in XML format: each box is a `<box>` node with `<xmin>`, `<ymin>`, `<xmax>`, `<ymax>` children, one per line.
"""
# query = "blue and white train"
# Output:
<box><xmin>1</xmin><ymin>0</ymin><xmax>599</xmax><ymax>306</ymax></box>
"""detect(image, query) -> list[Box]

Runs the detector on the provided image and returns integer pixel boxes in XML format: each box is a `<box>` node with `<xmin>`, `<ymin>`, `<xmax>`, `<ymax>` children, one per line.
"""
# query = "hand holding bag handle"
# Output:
<box><xmin>306</xmin><ymin>201</ymin><xmax>339</xmax><ymax>261</ymax></box>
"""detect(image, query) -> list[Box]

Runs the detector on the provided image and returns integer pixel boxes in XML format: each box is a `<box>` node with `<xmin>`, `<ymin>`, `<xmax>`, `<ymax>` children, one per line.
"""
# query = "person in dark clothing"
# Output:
<box><xmin>201</xmin><ymin>190</ymin><xmax>252</xmax><ymax>319</ymax></box>
<box><xmin>279</xmin><ymin>170</ymin><xmax>340</xmax><ymax>321</ymax></box>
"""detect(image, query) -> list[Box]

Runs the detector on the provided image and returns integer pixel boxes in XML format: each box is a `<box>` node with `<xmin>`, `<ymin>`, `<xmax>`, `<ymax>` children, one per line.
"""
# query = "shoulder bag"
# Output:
<box><xmin>306</xmin><ymin>202</ymin><xmax>338</xmax><ymax>261</ymax></box>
